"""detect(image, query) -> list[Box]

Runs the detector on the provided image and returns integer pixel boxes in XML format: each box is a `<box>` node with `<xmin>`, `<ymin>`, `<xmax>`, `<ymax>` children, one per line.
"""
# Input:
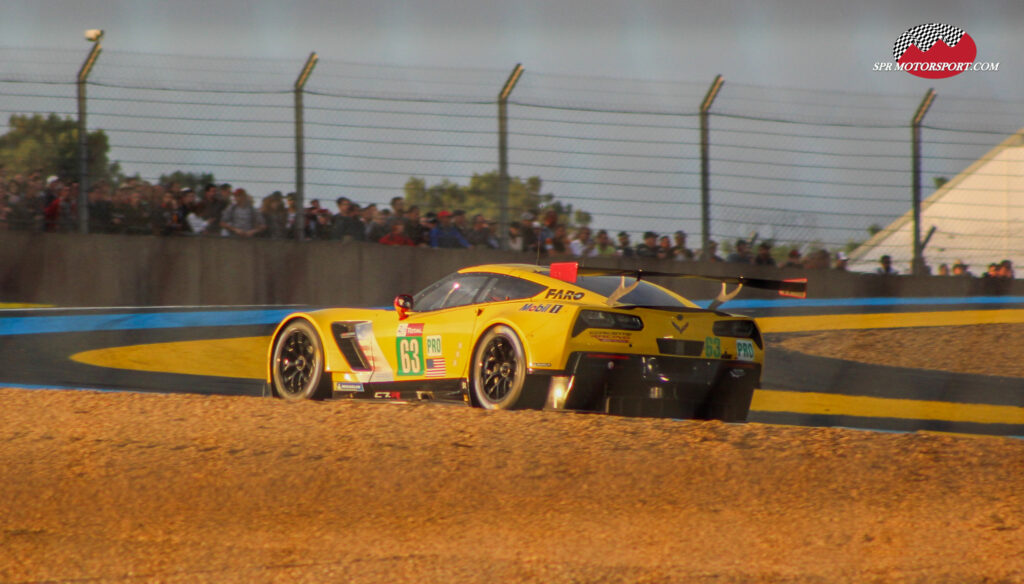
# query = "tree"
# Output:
<box><xmin>0</xmin><ymin>113</ymin><xmax>118</xmax><ymax>186</ymax></box>
<box><xmin>403</xmin><ymin>171</ymin><xmax>591</xmax><ymax>227</ymax></box>
<box><xmin>158</xmin><ymin>170</ymin><xmax>217</xmax><ymax>192</ymax></box>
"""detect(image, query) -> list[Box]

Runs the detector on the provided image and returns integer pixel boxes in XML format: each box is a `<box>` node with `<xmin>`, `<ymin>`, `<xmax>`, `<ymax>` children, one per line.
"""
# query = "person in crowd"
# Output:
<box><xmin>983</xmin><ymin>263</ymin><xmax>1000</xmax><ymax>278</ymax></box>
<box><xmin>388</xmin><ymin>196</ymin><xmax>407</xmax><ymax>227</ymax></box>
<box><xmin>429</xmin><ymin>210</ymin><xmax>471</xmax><ymax>249</ymax></box>
<box><xmin>86</xmin><ymin>184</ymin><xmax>113</xmax><ymax>234</ymax></box>
<box><xmin>43</xmin><ymin>181</ymin><xmax>77</xmax><ymax>233</ymax></box>
<box><xmin>951</xmin><ymin>260</ymin><xmax>972</xmax><ymax>277</ymax></box>
<box><xmin>121</xmin><ymin>189</ymin><xmax>154</xmax><ymax>235</ymax></box>
<box><xmin>518</xmin><ymin>212</ymin><xmax>542</xmax><ymax>255</ymax></box>
<box><xmin>803</xmin><ymin>249</ymin><xmax>831</xmax><ymax>270</ymax></box>
<box><xmin>260</xmin><ymin>191</ymin><xmax>289</xmax><ymax>239</ymax></box>
<box><xmin>451</xmin><ymin>209</ymin><xmax>469</xmax><ymax>238</ymax></box>
<box><xmin>996</xmin><ymin>260</ymin><xmax>1015</xmax><ymax>279</ymax></box>
<box><xmin>753</xmin><ymin>242</ymin><xmax>777</xmax><ymax>267</ymax></box>
<box><xmin>404</xmin><ymin>205</ymin><xmax>426</xmax><ymax>245</ymax></box>
<box><xmin>330</xmin><ymin>197</ymin><xmax>351</xmax><ymax>239</ymax></box>
<box><xmin>332</xmin><ymin>198</ymin><xmax>366</xmax><ymax>242</ymax></box>
<box><xmin>630</xmin><ymin>228</ymin><xmax>655</xmax><ymax>256</ymax></box>
<box><xmin>782</xmin><ymin>248</ymin><xmax>803</xmax><ymax>269</ymax></box>
<box><xmin>833</xmin><ymin>251</ymin><xmax>849</xmax><ymax>271</ymax></box>
<box><xmin>467</xmin><ymin>214</ymin><xmax>500</xmax><ymax>249</ymax></box>
<box><xmin>656</xmin><ymin>235</ymin><xmax>674</xmax><ymax>260</ymax></box>
<box><xmin>420</xmin><ymin>212</ymin><xmax>439</xmax><ymax>246</ymax></box>
<box><xmin>283</xmin><ymin>193</ymin><xmax>299</xmax><ymax>237</ymax></box>
<box><xmin>698</xmin><ymin>240</ymin><xmax>723</xmax><ymax>262</ymax></box>
<box><xmin>726</xmin><ymin>239</ymin><xmax>753</xmax><ymax>263</ymax></box>
<box><xmin>569</xmin><ymin>226</ymin><xmax>597</xmax><ymax>257</ymax></box>
<box><xmin>218</xmin><ymin>183</ymin><xmax>233</xmax><ymax>205</ymax></box>
<box><xmin>672</xmin><ymin>231</ymin><xmax>695</xmax><ymax>261</ymax></box>
<box><xmin>545</xmin><ymin>224</ymin><xmax>570</xmax><ymax>256</ymax></box>
<box><xmin>378</xmin><ymin>220</ymin><xmax>416</xmax><ymax>246</ymax></box>
<box><xmin>616</xmin><ymin>231</ymin><xmax>634</xmax><ymax>257</ymax></box>
<box><xmin>592</xmin><ymin>229</ymin><xmax>617</xmax><ymax>256</ymax></box>
<box><xmin>186</xmin><ymin>199</ymin><xmax>208</xmax><ymax>234</ymax></box>
<box><xmin>876</xmin><ymin>254</ymin><xmax>898</xmax><ymax>275</ymax></box>
<box><xmin>365</xmin><ymin>208</ymin><xmax>391</xmax><ymax>243</ymax></box>
<box><xmin>198</xmin><ymin>184</ymin><xmax>225</xmax><ymax>236</ymax></box>
<box><xmin>936</xmin><ymin>263</ymin><xmax>950</xmax><ymax>276</ymax></box>
<box><xmin>0</xmin><ymin>188</ymin><xmax>9</xmax><ymax>230</ymax></box>
<box><xmin>220</xmin><ymin>188</ymin><xmax>265</xmax><ymax>238</ymax></box>
<box><xmin>538</xmin><ymin>210</ymin><xmax>558</xmax><ymax>248</ymax></box>
<box><xmin>156</xmin><ymin>188</ymin><xmax>186</xmax><ymax>236</ymax></box>
<box><xmin>304</xmin><ymin>198</ymin><xmax>332</xmax><ymax>240</ymax></box>
<box><xmin>506</xmin><ymin>221</ymin><xmax>524</xmax><ymax>252</ymax></box>
<box><xmin>356</xmin><ymin>203</ymin><xmax>375</xmax><ymax>235</ymax></box>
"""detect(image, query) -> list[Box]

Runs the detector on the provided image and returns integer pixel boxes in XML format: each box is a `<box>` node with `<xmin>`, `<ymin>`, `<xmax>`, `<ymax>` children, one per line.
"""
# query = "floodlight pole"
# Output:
<box><xmin>699</xmin><ymin>75</ymin><xmax>724</xmax><ymax>260</ymax></box>
<box><xmin>911</xmin><ymin>88</ymin><xmax>936</xmax><ymax>276</ymax></box>
<box><xmin>497</xmin><ymin>63</ymin><xmax>524</xmax><ymax>250</ymax></box>
<box><xmin>294</xmin><ymin>52</ymin><xmax>319</xmax><ymax>241</ymax></box>
<box><xmin>77</xmin><ymin>35</ymin><xmax>103</xmax><ymax>234</ymax></box>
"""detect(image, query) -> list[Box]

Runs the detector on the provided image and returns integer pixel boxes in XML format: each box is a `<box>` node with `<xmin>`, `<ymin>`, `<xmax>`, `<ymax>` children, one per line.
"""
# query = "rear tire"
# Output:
<box><xmin>470</xmin><ymin>325</ymin><xmax>547</xmax><ymax>410</ymax></box>
<box><xmin>271</xmin><ymin>319</ymin><xmax>331</xmax><ymax>401</ymax></box>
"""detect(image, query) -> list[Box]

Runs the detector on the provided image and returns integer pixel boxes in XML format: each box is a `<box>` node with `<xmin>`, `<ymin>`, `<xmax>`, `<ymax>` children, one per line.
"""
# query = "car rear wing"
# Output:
<box><xmin>548</xmin><ymin>262</ymin><xmax>807</xmax><ymax>310</ymax></box>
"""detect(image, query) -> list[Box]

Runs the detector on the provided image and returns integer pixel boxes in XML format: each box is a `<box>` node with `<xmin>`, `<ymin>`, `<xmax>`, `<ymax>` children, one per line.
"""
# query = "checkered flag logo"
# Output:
<box><xmin>893</xmin><ymin>23</ymin><xmax>965</xmax><ymax>61</ymax></box>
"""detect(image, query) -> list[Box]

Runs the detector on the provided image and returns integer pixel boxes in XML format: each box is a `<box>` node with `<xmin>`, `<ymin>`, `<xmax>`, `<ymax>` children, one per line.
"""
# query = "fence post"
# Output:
<box><xmin>77</xmin><ymin>32</ymin><xmax>103</xmax><ymax>234</ymax></box>
<box><xmin>911</xmin><ymin>88</ymin><xmax>936</xmax><ymax>276</ymax></box>
<box><xmin>294</xmin><ymin>52</ymin><xmax>319</xmax><ymax>241</ymax></box>
<box><xmin>497</xmin><ymin>63</ymin><xmax>524</xmax><ymax>250</ymax></box>
<box><xmin>699</xmin><ymin>75</ymin><xmax>724</xmax><ymax>260</ymax></box>
<box><xmin>700</xmin><ymin>74</ymin><xmax>724</xmax><ymax>259</ymax></box>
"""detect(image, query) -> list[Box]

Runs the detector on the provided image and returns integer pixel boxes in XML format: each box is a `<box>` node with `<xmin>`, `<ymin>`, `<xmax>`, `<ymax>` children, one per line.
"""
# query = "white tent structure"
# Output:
<box><xmin>848</xmin><ymin>129</ymin><xmax>1024</xmax><ymax>275</ymax></box>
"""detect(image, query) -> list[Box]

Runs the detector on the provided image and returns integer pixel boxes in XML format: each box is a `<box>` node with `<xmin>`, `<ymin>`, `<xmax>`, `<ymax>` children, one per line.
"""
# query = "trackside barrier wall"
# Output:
<box><xmin>1</xmin><ymin>232</ymin><xmax>1021</xmax><ymax>308</ymax></box>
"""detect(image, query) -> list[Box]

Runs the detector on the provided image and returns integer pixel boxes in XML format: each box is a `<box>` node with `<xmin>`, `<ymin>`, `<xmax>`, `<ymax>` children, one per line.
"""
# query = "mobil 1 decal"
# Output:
<box><xmin>519</xmin><ymin>303</ymin><xmax>564</xmax><ymax>314</ymax></box>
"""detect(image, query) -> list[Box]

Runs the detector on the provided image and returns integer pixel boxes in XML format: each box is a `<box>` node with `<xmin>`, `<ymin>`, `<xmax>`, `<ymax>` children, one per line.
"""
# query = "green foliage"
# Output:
<box><xmin>158</xmin><ymin>170</ymin><xmax>217</xmax><ymax>192</ymax></box>
<box><xmin>867</xmin><ymin>224</ymin><xmax>882</xmax><ymax>236</ymax></box>
<box><xmin>0</xmin><ymin>113</ymin><xmax>117</xmax><ymax>186</ymax></box>
<box><xmin>403</xmin><ymin>172</ymin><xmax>590</xmax><ymax>226</ymax></box>
<box><xmin>933</xmin><ymin>176</ymin><xmax>949</xmax><ymax>189</ymax></box>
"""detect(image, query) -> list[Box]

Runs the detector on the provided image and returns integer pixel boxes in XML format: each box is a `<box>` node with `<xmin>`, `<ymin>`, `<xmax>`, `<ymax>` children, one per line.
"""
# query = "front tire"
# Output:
<box><xmin>470</xmin><ymin>325</ymin><xmax>547</xmax><ymax>410</ymax></box>
<box><xmin>271</xmin><ymin>319</ymin><xmax>330</xmax><ymax>401</ymax></box>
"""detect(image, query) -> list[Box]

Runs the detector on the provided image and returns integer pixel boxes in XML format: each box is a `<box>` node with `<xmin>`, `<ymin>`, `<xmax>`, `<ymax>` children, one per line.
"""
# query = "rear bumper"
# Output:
<box><xmin>550</xmin><ymin>351</ymin><xmax>760</xmax><ymax>421</ymax></box>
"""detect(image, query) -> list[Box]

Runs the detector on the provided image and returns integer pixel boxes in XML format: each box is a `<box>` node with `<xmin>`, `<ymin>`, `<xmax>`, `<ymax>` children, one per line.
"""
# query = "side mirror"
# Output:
<box><xmin>394</xmin><ymin>294</ymin><xmax>414</xmax><ymax>320</ymax></box>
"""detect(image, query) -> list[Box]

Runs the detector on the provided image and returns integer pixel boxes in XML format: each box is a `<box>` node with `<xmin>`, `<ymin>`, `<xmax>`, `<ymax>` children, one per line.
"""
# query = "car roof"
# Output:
<box><xmin>456</xmin><ymin>263</ymin><xmax>699</xmax><ymax>308</ymax></box>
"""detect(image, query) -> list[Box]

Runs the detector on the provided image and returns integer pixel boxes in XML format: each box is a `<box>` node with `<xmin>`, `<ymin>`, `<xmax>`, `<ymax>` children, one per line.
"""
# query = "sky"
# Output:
<box><xmin>3</xmin><ymin>0</ymin><xmax>1022</xmax><ymax>99</ymax></box>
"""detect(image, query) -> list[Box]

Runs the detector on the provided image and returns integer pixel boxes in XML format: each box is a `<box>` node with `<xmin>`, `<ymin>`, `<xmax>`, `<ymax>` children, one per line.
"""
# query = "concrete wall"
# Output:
<box><xmin>1</xmin><ymin>231</ymin><xmax>1021</xmax><ymax>307</ymax></box>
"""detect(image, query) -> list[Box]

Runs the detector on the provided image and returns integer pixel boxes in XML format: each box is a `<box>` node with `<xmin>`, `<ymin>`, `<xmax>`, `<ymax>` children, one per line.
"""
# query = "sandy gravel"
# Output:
<box><xmin>2</xmin><ymin>326</ymin><xmax>1024</xmax><ymax>583</ymax></box>
<box><xmin>2</xmin><ymin>393</ymin><xmax>1024</xmax><ymax>583</ymax></box>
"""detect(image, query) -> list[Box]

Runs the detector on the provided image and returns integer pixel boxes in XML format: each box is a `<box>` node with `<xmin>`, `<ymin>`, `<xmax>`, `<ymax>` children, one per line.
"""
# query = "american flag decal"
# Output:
<box><xmin>425</xmin><ymin>358</ymin><xmax>446</xmax><ymax>378</ymax></box>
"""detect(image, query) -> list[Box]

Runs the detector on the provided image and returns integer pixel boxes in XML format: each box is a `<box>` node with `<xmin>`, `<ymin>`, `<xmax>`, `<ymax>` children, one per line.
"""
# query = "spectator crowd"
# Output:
<box><xmin>0</xmin><ymin>172</ymin><xmax>1016</xmax><ymax>280</ymax></box>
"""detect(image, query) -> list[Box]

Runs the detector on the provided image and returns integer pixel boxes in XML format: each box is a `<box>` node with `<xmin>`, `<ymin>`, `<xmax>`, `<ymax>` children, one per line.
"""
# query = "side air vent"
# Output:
<box><xmin>656</xmin><ymin>338</ymin><xmax>704</xmax><ymax>357</ymax></box>
<box><xmin>331</xmin><ymin>323</ymin><xmax>371</xmax><ymax>371</ymax></box>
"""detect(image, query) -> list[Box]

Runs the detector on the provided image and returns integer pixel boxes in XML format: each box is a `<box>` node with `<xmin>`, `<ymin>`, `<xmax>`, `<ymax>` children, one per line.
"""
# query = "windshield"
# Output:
<box><xmin>570</xmin><ymin>275</ymin><xmax>690</xmax><ymax>308</ymax></box>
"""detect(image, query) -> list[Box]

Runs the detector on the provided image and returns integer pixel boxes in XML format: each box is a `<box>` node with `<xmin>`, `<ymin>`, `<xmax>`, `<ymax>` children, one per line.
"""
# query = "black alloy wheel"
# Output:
<box><xmin>471</xmin><ymin>325</ymin><xmax>545</xmax><ymax>410</ymax></box>
<box><xmin>272</xmin><ymin>320</ymin><xmax>328</xmax><ymax>401</ymax></box>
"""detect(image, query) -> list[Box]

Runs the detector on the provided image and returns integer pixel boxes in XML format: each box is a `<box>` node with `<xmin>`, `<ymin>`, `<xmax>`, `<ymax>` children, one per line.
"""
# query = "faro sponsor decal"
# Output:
<box><xmin>545</xmin><ymin>289</ymin><xmax>584</xmax><ymax>300</ymax></box>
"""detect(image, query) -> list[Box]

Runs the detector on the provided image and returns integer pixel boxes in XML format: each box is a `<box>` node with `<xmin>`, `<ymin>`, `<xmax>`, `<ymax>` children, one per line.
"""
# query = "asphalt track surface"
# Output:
<box><xmin>1</xmin><ymin>298</ymin><xmax>1023</xmax><ymax>436</ymax></box>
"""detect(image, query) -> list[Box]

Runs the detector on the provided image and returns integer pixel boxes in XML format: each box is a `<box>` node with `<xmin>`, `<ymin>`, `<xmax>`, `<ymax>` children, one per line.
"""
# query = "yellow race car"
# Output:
<box><xmin>266</xmin><ymin>262</ymin><xmax>805</xmax><ymax>421</ymax></box>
